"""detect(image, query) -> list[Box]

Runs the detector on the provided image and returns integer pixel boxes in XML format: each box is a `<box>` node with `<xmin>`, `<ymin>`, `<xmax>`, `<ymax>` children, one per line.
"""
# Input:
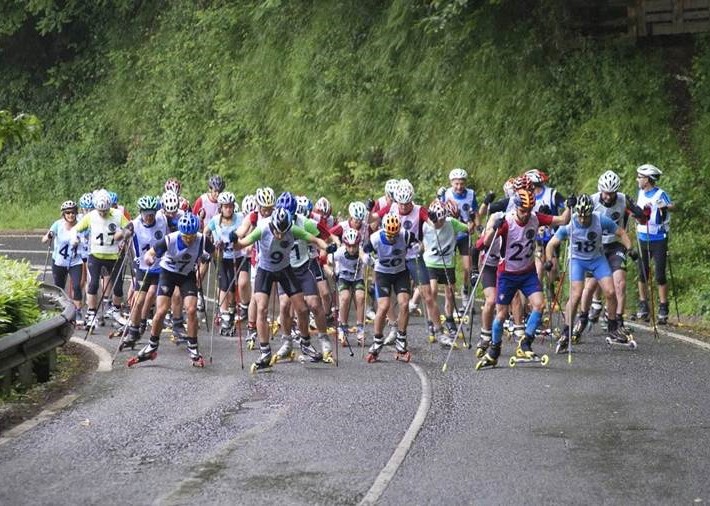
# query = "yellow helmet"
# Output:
<box><xmin>383</xmin><ymin>214</ymin><xmax>401</xmax><ymax>235</ymax></box>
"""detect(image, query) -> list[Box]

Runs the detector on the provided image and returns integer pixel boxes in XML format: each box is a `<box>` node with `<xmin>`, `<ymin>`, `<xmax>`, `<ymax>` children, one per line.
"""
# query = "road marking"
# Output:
<box><xmin>627</xmin><ymin>321</ymin><xmax>710</xmax><ymax>351</ymax></box>
<box><xmin>0</xmin><ymin>249</ymin><xmax>47</xmax><ymax>254</ymax></box>
<box><xmin>0</xmin><ymin>338</ymin><xmax>112</xmax><ymax>445</ymax></box>
<box><xmin>359</xmin><ymin>362</ymin><xmax>432</xmax><ymax>505</ymax></box>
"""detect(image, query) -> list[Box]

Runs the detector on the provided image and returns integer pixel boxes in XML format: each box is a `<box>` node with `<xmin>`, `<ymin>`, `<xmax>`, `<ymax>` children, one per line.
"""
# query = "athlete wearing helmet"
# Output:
<box><xmin>133</xmin><ymin>211</ymin><xmax>214</xmax><ymax>368</ymax></box>
<box><xmin>230</xmin><ymin>201</ymin><xmax>333</xmax><ymax>371</ymax></box>
<box><xmin>242</xmin><ymin>194</ymin><xmax>257</xmax><ymax>214</ymax></box>
<box><xmin>42</xmin><ymin>199</ymin><xmax>84</xmax><ymax>322</ymax></box>
<box><xmin>546</xmin><ymin>193</ymin><xmax>635</xmax><ymax>351</ymax></box>
<box><xmin>361</xmin><ymin>209</ymin><xmax>420</xmax><ymax>363</ymax></box>
<box><xmin>164</xmin><ymin>177</ymin><xmax>182</xmax><ymax>195</ymax></box>
<box><xmin>443</xmin><ymin>167</ymin><xmax>481</xmax><ymax>303</ymax></box>
<box><xmin>159</xmin><ymin>190</ymin><xmax>184</xmax><ymax>233</ymax></box>
<box><xmin>117</xmin><ymin>194</ymin><xmax>169</xmax><ymax>350</ymax></box>
<box><xmin>370</xmin><ymin>179</ymin><xmax>400</xmax><ymax>217</ymax></box>
<box><xmin>475</xmin><ymin>189</ymin><xmax>572</xmax><ymax>370</ymax></box>
<box><xmin>276</xmin><ymin>191</ymin><xmax>297</xmax><ymax>217</ymax></box>
<box><xmin>295</xmin><ymin>195</ymin><xmax>310</xmax><ymax>216</ymax></box>
<box><xmin>329</xmin><ymin>201</ymin><xmax>370</xmax><ymax>247</ymax></box>
<box><xmin>422</xmin><ymin>200</ymin><xmax>470</xmax><ymax>347</ymax></box>
<box><xmin>578</xmin><ymin>170</ymin><xmax>647</xmax><ymax>332</ymax></box>
<box><xmin>69</xmin><ymin>188</ymin><xmax>130</xmax><ymax>330</ymax></box>
<box><xmin>193</xmin><ymin>175</ymin><xmax>224</xmax><ymax>224</ymax></box>
<box><xmin>634</xmin><ymin>163</ymin><xmax>674</xmax><ymax>324</ymax></box>
<box><xmin>332</xmin><ymin>227</ymin><xmax>368</xmax><ymax>346</ymax></box>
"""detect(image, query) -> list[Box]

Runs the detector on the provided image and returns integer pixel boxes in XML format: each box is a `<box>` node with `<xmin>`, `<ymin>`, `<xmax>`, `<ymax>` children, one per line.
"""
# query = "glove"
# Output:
<box><xmin>428</xmin><ymin>209</ymin><xmax>438</xmax><ymax>222</ymax></box>
<box><xmin>538</xmin><ymin>204</ymin><xmax>552</xmax><ymax>215</ymax></box>
<box><xmin>200</xmin><ymin>253</ymin><xmax>211</xmax><ymax>263</ymax></box>
<box><xmin>436</xmin><ymin>186</ymin><xmax>447</xmax><ymax>200</ymax></box>
<box><xmin>643</xmin><ymin>205</ymin><xmax>652</xmax><ymax>218</ymax></box>
<box><xmin>47</xmin><ymin>231</ymin><xmax>55</xmax><ymax>240</ymax></box>
<box><xmin>627</xmin><ymin>249</ymin><xmax>639</xmax><ymax>261</ymax></box>
<box><xmin>483</xmin><ymin>191</ymin><xmax>495</xmax><ymax>205</ymax></box>
<box><xmin>365</xmin><ymin>198</ymin><xmax>375</xmax><ymax>211</ymax></box>
<box><xmin>492</xmin><ymin>216</ymin><xmax>505</xmax><ymax>230</ymax></box>
<box><xmin>543</xmin><ymin>260</ymin><xmax>553</xmax><ymax>272</ymax></box>
<box><xmin>326</xmin><ymin>243</ymin><xmax>337</xmax><ymax>254</ymax></box>
<box><xmin>566</xmin><ymin>194</ymin><xmax>577</xmax><ymax>208</ymax></box>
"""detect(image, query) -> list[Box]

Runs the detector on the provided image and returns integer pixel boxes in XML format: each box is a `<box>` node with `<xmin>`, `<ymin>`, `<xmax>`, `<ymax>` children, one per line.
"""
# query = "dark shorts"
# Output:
<box><xmin>254</xmin><ymin>266</ymin><xmax>302</xmax><ymax>297</ymax></box>
<box><xmin>406</xmin><ymin>257</ymin><xmax>430</xmax><ymax>286</ymax></box>
<box><xmin>481</xmin><ymin>264</ymin><xmax>497</xmax><ymax>290</ymax></box>
<box><xmin>278</xmin><ymin>262</ymin><xmax>318</xmax><ymax>297</ymax></box>
<box><xmin>337</xmin><ymin>278</ymin><xmax>366</xmax><ymax>293</ymax></box>
<box><xmin>157</xmin><ymin>269</ymin><xmax>198</xmax><ymax>298</ymax></box>
<box><xmin>87</xmin><ymin>255</ymin><xmax>123</xmax><ymax>297</ymax></box>
<box><xmin>637</xmin><ymin>238</ymin><xmax>668</xmax><ymax>285</ymax></box>
<box><xmin>603</xmin><ymin>242</ymin><xmax>627</xmax><ymax>273</ymax></box>
<box><xmin>52</xmin><ymin>263</ymin><xmax>83</xmax><ymax>301</ymax></box>
<box><xmin>455</xmin><ymin>235</ymin><xmax>470</xmax><ymax>256</ymax></box>
<box><xmin>134</xmin><ymin>269</ymin><xmax>160</xmax><ymax>292</ymax></box>
<box><xmin>308</xmin><ymin>258</ymin><xmax>326</xmax><ymax>282</ymax></box>
<box><xmin>374</xmin><ymin>271</ymin><xmax>411</xmax><ymax>298</ymax></box>
<box><xmin>427</xmin><ymin>266</ymin><xmax>456</xmax><ymax>285</ymax></box>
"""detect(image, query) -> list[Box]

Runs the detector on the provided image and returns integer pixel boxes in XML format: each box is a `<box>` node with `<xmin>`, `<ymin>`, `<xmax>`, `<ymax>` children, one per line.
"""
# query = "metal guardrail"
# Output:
<box><xmin>0</xmin><ymin>283</ymin><xmax>75</xmax><ymax>394</ymax></box>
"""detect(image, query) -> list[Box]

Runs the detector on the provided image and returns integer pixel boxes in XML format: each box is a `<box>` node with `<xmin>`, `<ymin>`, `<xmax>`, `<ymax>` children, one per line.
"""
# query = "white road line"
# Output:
<box><xmin>359</xmin><ymin>362</ymin><xmax>432</xmax><ymax>505</ymax></box>
<box><xmin>627</xmin><ymin>321</ymin><xmax>710</xmax><ymax>351</ymax></box>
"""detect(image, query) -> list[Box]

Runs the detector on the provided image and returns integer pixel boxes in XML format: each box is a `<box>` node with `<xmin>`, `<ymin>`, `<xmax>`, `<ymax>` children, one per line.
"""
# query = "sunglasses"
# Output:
<box><xmin>64</xmin><ymin>210</ymin><xmax>77</xmax><ymax>215</ymax></box>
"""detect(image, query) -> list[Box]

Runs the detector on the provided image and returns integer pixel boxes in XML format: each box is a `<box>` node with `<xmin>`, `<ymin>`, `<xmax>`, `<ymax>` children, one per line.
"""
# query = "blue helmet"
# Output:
<box><xmin>79</xmin><ymin>193</ymin><xmax>94</xmax><ymax>210</ymax></box>
<box><xmin>276</xmin><ymin>191</ymin><xmax>297</xmax><ymax>216</ymax></box>
<box><xmin>108</xmin><ymin>191</ymin><xmax>119</xmax><ymax>206</ymax></box>
<box><xmin>178</xmin><ymin>212</ymin><xmax>200</xmax><ymax>235</ymax></box>
<box><xmin>270</xmin><ymin>207</ymin><xmax>292</xmax><ymax>234</ymax></box>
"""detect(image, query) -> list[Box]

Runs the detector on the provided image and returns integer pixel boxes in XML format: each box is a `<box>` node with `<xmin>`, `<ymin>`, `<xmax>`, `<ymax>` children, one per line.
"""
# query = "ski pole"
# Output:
<box><xmin>433</xmin><ymin>226</ymin><xmax>467</xmax><ymax>349</ymax></box>
<box><xmin>111</xmin><ymin>269</ymin><xmax>150</xmax><ymax>364</ymax></box>
<box><xmin>41</xmin><ymin>237</ymin><xmax>52</xmax><ymax>283</ymax></box>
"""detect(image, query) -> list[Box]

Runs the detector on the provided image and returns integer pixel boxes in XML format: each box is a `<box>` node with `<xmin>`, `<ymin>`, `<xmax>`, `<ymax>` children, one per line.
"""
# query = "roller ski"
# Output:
<box><xmin>219</xmin><ymin>311</ymin><xmax>235</xmax><ymax>336</ymax></box>
<box><xmin>250</xmin><ymin>346</ymin><xmax>273</xmax><ymax>373</ymax></box>
<box><xmin>169</xmin><ymin>318</ymin><xmax>188</xmax><ymax>345</ymax></box>
<box><xmin>356</xmin><ymin>325</ymin><xmax>366</xmax><ymax>347</ymax></box>
<box><xmin>270</xmin><ymin>336</ymin><xmax>297</xmax><ymax>365</ymax></box>
<box><xmin>297</xmin><ymin>338</ymin><xmax>326</xmax><ymax>363</ymax></box>
<box><xmin>438</xmin><ymin>332</ymin><xmax>458</xmax><ymax>349</ymax></box>
<box><xmin>245</xmin><ymin>326</ymin><xmax>257</xmax><ymax>350</ymax></box>
<box><xmin>127</xmin><ymin>338</ymin><xmax>159</xmax><ymax>367</ymax></box>
<box><xmin>383</xmin><ymin>322</ymin><xmax>398</xmax><ymax>346</ymax></box>
<box><xmin>394</xmin><ymin>334</ymin><xmax>411</xmax><ymax>362</ymax></box>
<box><xmin>186</xmin><ymin>338</ymin><xmax>205</xmax><ymax>367</ymax></box>
<box><xmin>509</xmin><ymin>336</ymin><xmax>549</xmax><ymax>367</ymax></box>
<box><xmin>365</xmin><ymin>337</ymin><xmax>384</xmax><ymax>363</ymax></box>
<box><xmin>408</xmin><ymin>303</ymin><xmax>422</xmax><ymax>316</ymax></box>
<box><xmin>634</xmin><ymin>300</ymin><xmax>650</xmax><ymax>323</ymax></box>
<box><xmin>657</xmin><ymin>302</ymin><xmax>669</xmax><ymax>325</ymax></box>
<box><xmin>84</xmin><ymin>310</ymin><xmax>104</xmax><ymax>335</ymax></box>
<box><xmin>474</xmin><ymin>337</ymin><xmax>490</xmax><ymax>359</ymax></box>
<box><xmin>475</xmin><ymin>343</ymin><xmax>500</xmax><ymax>370</ymax></box>
<box><xmin>426</xmin><ymin>320</ymin><xmax>437</xmax><ymax>344</ymax></box>
<box><xmin>605</xmin><ymin>327</ymin><xmax>638</xmax><ymax>350</ymax></box>
<box><xmin>587</xmin><ymin>299</ymin><xmax>603</xmax><ymax>324</ymax></box>
<box><xmin>118</xmin><ymin>326</ymin><xmax>141</xmax><ymax>351</ymax></box>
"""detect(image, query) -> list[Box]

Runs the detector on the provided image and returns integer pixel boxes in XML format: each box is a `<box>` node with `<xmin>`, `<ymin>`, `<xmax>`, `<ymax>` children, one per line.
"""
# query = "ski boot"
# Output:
<box><xmin>245</xmin><ymin>325</ymin><xmax>257</xmax><ymax>350</ymax></box>
<box><xmin>426</xmin><ymin>320</ymin><xmax>437</xmax><ymax>344</ymax></box>
<box><xmin>219</xmin><ymin>310</ymin><xmax>234</xmax><ymax>336</ymax></box>
<box><xmin>437</xmin><ymin>332</ymin><xmax>457</xmax><ymax>349</ymax></box>
<box><xmin>170</xmin><ymin>317</ymin><xmax>188</xmax><ymax>345</ymax></box>
<box><xmin>298</xmin><ymin>338</ymin><xmax>324</xmax><ymax>363</ymax></box>
<box><xmin>444</xmin><ymin>317</ymin><xmax>457</xmax><ymax>337</ymax></box>
<box><xmin>588</xmin><ymin>299</ymin><xmax>603</xmax><ymax>324</ymax></box>
<box><xmin>318</xmin><ymin>334</ymin><xmax>335</xmax><ymax>363</ymax></box>
<box><xmin>475</xmin><ymin>343</ymin><xmax>500</xmax><ymax>370</ymax></box>
<box><xmin>127</xmin><ymin>337</ymin><xmax>159</xmax><ymax>367</ymax></box>
<box><xmin>84</xmin><ymin>309</ymin><xmax>102</xmax><ymax>334</ymax></box>
<box><xmin>636</xmin><ymin>300</ymin><xmax>650</xmax><ymax>322</ymax></box>
<box><xmin>365</xmin><ymin>308</ymin><xmax>376</xmax><ymax>324</ymax></box>
<box><xmin>236</xmin><ymin>303</ymin><xmax>248</xmax><ymax>322</ymax></box>
<box><xmin>337</xmin><ymin>325</ymin><xmax>349</xmax><ymax>347</ymax></box>
<box><xmin>118</xmin><ymin>326</ymin><xmax>141</xmax><ymax>351</ymax></box>
<box><xmin>394</xmin><ymin>333</ymin><xmax>411</xmax><ymax>362</ymax></box>
<box><xmin>384</xmin><ymin>321</ymin><xmax>398</xmax><ymax>345</ymax></box>
<box><xmin>196</xmin><ymin>291</ymin><xmax>206</xmax><ymax>313</ymax></box>
<box><xmin>138</xmin><ymin>319</ymin><xmax>148</xmax><ymax>336</ymax></box>
<box><xmin>365</xmin><ymin>336</ymin><xmax>384</xmax><ymax>363</ymax></box>
<box><xmin>510</xmin><ymin>335</ymin><xmax>549</xmax><ymax>367</ymax></box>
<box><xmin>573</xmin><ymin>315</ymin><xmax>587</xmax><ymax>343</ymax></box>
<box><xmin>356</xmin><ymin>324</ymin><xmax>366</xmax><ymax>347</ymax></box>
<box><xmin>271</xmin><ymin>336</ymin><xmax>296</xmax><ymax>364</ymax></box>
<box><xmin>186</xmin><ymin>338</ymin><xmax>205</xmax><ymax>367</ymax></box>
<box><xmin>74</xmin><ymin>309</ymin><xmax>85</xmax><ymax>329</ymax></box>
<box><xmin>605</xmin><ymin>327</ymin><xmax>638</xmax><ymax>350</ymax></box>
<box><xmin>657</xmin><ymin>302</ymin><xmax>669</xmax><ymax>325</ymax></box>
<box><xmin>408</xmin><ymin>302</ymin><xmax>422</xmax><ymax>316</ymax></box>
<box><xmin>555</xmin><ymin>332</ymin><xmax>569</xmax><ymax>354</ymax></box>
<box><xmin>250</xmin><ymin>345</ymin><xmax>273</xmax><ymax>373</ymax></box>
<box><xmin>475</xmin><ymin>335</ymin><xmax>491</xmax><ymax>359</ymax></box>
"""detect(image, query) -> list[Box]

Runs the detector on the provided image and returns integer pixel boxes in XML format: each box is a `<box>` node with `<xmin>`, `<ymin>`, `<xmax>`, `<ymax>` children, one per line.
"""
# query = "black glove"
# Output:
<box><xmin>492</xmin><ymin>216</ymin><xmax>505</xmax><ymax>230</ymax></box>
<box><xmin>538</xmin><ymin>204</ymin><xmax>552</xmax><ymax>215</ymax></box>
<box><xmin>365</xmin><ymin>198</ymin><xmax>375</xmax><ymax>211</ymax></box>
<box><xmin>428</xmin><ymin>209</ymin><xmax>438</xmax><ymax>222</ymax></box>
<box><xmin>543</xmin><ymin>260</ymin><xmax>553</xmax><ymax>272</ymax></box>
<box><xmin>436</xmin><ymin>186</ymin><xmax>447</xmax><ymax>200</ymax></box>
<box><xmin>483</xmin><ymin>191</ymin><xmax>495</xmax><ymax>205</ymax></box>
<box><xmin>47</xmin><ymin>231</ymin><xmax>54</xmax><ymax>240</ymax></box>
<box><xmin>326</xmin><ymin>243</ymin><xmax>337</xmax><ymax>254</ymax></box>
<box><xmin>566</xmin><ymin>194</ymin><xmax>577</xmax><ymax>208</ymax></box>
<box><xmin>627</xmin><ymin>249</ymin><xmax>639</xmax><ymax>261</ymax></box>
<box><xmin>200</xmin><ymin>253</ymin><xmax>211</xmax><ymax>264</ymax></box>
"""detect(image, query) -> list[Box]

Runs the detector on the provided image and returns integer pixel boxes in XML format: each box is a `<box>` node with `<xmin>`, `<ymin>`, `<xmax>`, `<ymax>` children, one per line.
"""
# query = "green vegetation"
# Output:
<box><xmin>0</xmin><ymin>0</ymin><xmax>708</xmax><ymax>321</ymax></box>
<box><xmin>0</xmin><ymin>256</ymin><xmax>40</xmax><ymax>335</ymax></box>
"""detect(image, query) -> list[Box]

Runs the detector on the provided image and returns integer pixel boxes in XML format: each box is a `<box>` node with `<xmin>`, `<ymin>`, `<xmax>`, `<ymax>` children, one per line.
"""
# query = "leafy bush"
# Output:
<box><xmin>0</xmin><ymin>256</ymin><xmax>40</xmax><ymax>336</ymax></box>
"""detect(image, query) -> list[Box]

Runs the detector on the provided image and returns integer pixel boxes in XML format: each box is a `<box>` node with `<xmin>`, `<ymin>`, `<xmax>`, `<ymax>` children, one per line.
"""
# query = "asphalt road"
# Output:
<box><xmin>1</xmin><ymin>232</ymin><xmax>709</xmax><ymax>505</ymax></box>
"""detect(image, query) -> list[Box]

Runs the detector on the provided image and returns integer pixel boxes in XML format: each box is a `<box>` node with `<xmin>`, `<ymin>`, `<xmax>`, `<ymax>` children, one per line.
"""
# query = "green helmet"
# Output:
<box><xmin>137</xmin><ymin>195</ymin><xmax>159</xmax><ymax>212</ymax></box>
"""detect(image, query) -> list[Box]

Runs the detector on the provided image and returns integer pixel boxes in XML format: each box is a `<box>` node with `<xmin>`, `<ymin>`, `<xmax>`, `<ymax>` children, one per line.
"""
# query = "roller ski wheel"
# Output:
<box><xmin>127</xmin><ymin>351</ymin><xmax>157</xmax><ymax>367</ymax></box>
<box><xmin>605</xmin><ymin>336</ymin><xmax>638</xmax><ymax>350</ymax></box>
<box><xmin>298</xmin><ymin>354</ymin><xmax>325</xmax><ymax>364</ymax></box>
<box><xmin>250</xmin><ymin>361</ymin><xmax>272</xmax><ymax>373</ymax></box>
<box><xmin>394</xmin><ymin>350</ymin><xmax>411</xmax><ymax>362</ymax></box>
<box><xmin>508</xmin><ymin>354</ymin><xmax>549</xmax><ymax>367</ymax></box>
<box><xmin>118</xmin><ymin>337</ymin><xmax>139</xmax><ymax>352</ymax></box>
<box><xmin>170</xmin><ymin>333</ymin><xmax>188</xmax><ymax>346</ymax></box>
<box><xmin>322</xmin><ymin>351</ymin><xmax>335</xmax><ymax>364</ymax></box>
<box><xmin>270</xmin><ymin>350</ymin><xmax>297</xmax><ymax>365</ymax></box>
<box><xmin>192</xmin><ymin>356</ymin><xmax>205</xmax><ymax>367</ymax></box>
<box><xmin>475</xmin><ymin>355</ymin><xmax>497</xmax><ymax>370</ymax></box>
<box><xmin>365</xmin><ymin>352</ymin><xmax>379</xmax><ymax>363</ymax></box>
<box><xmin>108</xmin><ymin>328</ymin><xmax>124</xmax><ymax>339</ymax></box>
<box><xmin>246</xmin><ymin>338</ymin><xmax>256</xmax><ymax>351</ymax></box>
<box><xmin>428</xmin><ymin>333</ymin><xmax>437</xmax><ymax>344</ymax></box>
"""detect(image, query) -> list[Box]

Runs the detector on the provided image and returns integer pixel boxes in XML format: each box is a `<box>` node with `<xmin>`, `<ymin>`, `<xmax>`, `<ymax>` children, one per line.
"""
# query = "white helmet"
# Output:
<box><xmin>161</xmin><ymin>190</ymin><xmax>180</xmax><ymax>213</ymax></box>
<box><xmin>637</xmin><ymin>164</ymin><xmax>662</xmax><ymax>181</ymax></box>
<box><xmin>295</xmin><ymin>196</ymin><xmax>311</xmax><ymax>216</ymax></box>
<box><xmin>598</xmin><ymin>170</ymin><xmax>621</xmax><ymax>193</ymax></box>
<box><xmin>315</xmin><ymin>196</ymin><xmax>331</xmax><ymax>216</ymax></box>
<box><xmin>503</xmin><ymin>177</ymin><xmax>516</xmax><ymax>199</ymax></box>
<box><xmin>394</xmin><ymin>179</ymin><xmax>414</xmax><ymax>204</ymax></box>
<box><xmin>93</xmin><ymin>189</ymin><xmax>111</xmax><ymax>211</ymax></box>
<box><xmin>255</xmin><ymin>187</ymin><xmax>275</xmax><ymax>208</ymax></box>
<box><xmin>218</xmin><ymin>191</ymin><xmax>238</xmax><ymax>210</ymax></box>
<box><xmin>384</xmin><ymin>179</ymin><xmax>399</xmax><ymax>199</ymax></box>
<box><xmin>348</xmin><ymin>201</ymin><xmax>367</xmax><ymax>222</ymax></box>
<box><xmin>524</xmin><ymin>169</ymin><xmax>544</xmax><ymax>185</ymax></box>
<box><xmin>448</xmin><ymin>168</ymin><xmax>468</xmax><ymax>181</ymax></box>
<box><xmin>241</xmin><ymin>194</ymin><xmax>257</xmax><ymax>214</ymax></box>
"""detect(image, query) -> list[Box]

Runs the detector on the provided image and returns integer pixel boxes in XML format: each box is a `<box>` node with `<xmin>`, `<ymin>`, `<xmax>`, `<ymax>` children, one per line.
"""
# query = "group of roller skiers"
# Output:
<box><xmin>42</xmin><ymin>162</ymin><xmax>673</xmax><ymax>371</ymax></box>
